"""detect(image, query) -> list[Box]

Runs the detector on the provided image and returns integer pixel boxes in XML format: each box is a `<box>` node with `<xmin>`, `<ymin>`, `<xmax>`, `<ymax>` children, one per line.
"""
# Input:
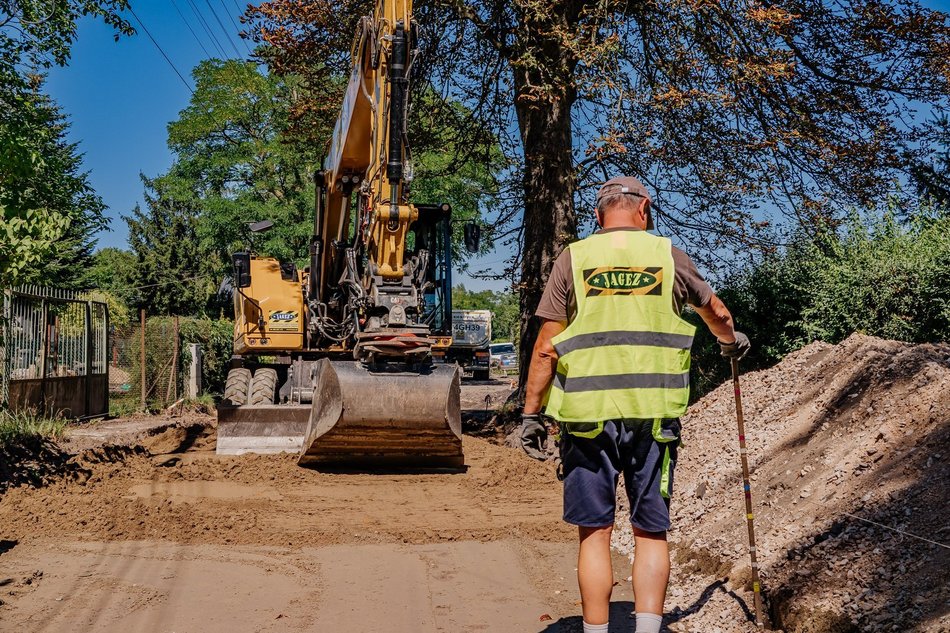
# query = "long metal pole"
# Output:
<box><xmin>731</xmin><ymin>358</ymin><xmax>765</xmax><ymax>627</ymax></box>
<box><xmin>140</xmin><ymin>309</ymin><xmax>146</xmax><ymax>410</ymax></box>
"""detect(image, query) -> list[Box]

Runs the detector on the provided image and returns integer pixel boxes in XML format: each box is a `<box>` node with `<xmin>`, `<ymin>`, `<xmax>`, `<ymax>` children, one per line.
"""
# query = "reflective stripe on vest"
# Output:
<box><xmin>543</xmin><ymin>231</ymin><xmax>696</xmax><ymax>424</ymax></box>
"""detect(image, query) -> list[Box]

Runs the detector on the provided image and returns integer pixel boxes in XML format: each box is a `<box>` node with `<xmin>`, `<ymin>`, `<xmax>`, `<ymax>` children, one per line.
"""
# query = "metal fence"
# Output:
<box><xmin>108</xmin><ymin>313</ymin><xmax>182</xmax><ymax>414</ymax></box>
<box><xmin>1</xmin><ymin>285</ymin><xmax>109</xmax><ymax>418</ymax></box>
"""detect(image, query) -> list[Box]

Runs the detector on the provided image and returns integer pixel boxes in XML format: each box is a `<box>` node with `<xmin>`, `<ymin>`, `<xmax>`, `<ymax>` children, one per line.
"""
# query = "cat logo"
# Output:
<box><xmin>268</xmin><ymin>310</ymin><xmax>299</xmax><ymax>331</ymax></box>
<box><xmin>583</xmin><ymin>267</ymin><xmax>663</xmax><ymax>297</ymax></box>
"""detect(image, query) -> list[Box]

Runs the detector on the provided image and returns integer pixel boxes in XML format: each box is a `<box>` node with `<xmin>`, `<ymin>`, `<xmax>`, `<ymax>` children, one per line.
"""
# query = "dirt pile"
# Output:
<box><xmin>613</xmin><ymin>334</ymin><xmax>950</xmax><ymax>632</ymax></box>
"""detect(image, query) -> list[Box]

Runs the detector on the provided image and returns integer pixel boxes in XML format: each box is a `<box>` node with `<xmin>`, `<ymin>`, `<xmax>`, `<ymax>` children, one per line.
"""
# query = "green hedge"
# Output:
<box><xmin>688</xmin><ymin>209</ymin><xmax>950</xmax><ymax>398</ymax></box>
<box><xmin>178</xmin><ymin>318</ymin><xmax>234</xmax><ymax>398</ymax></box>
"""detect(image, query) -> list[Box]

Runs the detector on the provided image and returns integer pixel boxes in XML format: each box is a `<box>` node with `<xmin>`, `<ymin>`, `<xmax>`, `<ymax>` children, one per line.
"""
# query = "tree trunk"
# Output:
<box><xmin>512</xmin><ymin>50</ymin><xmax>578</xmax><ymax>403</ymax></box>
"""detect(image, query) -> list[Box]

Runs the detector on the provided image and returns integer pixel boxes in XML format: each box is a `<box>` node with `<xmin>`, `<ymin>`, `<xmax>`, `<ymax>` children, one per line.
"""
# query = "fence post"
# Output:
<box><xmin>40</xmin><ymin>298</ymin><xmax>49</xmax><ymax>409</ymax></box>
<box><xmin>1</xmin><ymin>289</ymin><xmax>10</xmax><ymax>407</ymax></box>
<box><xmin>166</xmin><ymin>316</ymin><xmax>180</xmax><ymax>404</ymax></box>
<box><xmin>140</xmin><ymin>308</ymin><xmax>146</xmax><ymax>410</ymax></box>
<box><xmin>186</xmin><ymin>343</ymin><xmax>202</xmax><ymax>399</ymax></box>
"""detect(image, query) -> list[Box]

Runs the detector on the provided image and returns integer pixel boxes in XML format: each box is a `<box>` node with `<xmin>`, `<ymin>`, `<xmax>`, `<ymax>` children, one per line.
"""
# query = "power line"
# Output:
<box><xmin>127</xmin><ymin>7</ymin><xmax>194</xmax><ymax>94</ymax></box>
<box><xmin>203</xmin><ymin>0</ymin><xmax>244</xmax><ymax>59</ymax></box>
<box><xmin>186</xmin><ymin>0</ymin><xmax>229</xmax><ymax>59</ymax></box>
<box><xmin>218</xmin><ymin>0</ymin><xmax>253</xmax><ymax>56</ymax></box>
<box><xmin>170</xmin><ymin>0</ymin><xmax>212</xmax><ymax>60</ymax></box>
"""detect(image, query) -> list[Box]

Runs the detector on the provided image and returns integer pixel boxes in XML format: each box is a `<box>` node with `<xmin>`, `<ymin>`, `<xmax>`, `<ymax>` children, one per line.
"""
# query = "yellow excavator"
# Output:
<box><xmin>217</xmin><ymin>0</ymin><xmax>473</xmax><ymax>468</ymax></box>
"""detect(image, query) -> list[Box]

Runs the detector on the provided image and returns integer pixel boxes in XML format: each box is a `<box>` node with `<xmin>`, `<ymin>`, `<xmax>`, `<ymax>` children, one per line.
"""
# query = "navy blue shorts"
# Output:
<box><xmin>560</xmin><ymin>419</ymin><xmax>680</xmax><ymax>533</ymax></box>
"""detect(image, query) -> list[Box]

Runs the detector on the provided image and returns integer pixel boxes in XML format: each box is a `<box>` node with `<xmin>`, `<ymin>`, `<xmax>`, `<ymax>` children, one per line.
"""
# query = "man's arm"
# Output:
<box><xmin>693</xmin><ymin>294</ymin><xmax>736</xmax><ymax>342</ymax></box>
<box><xmin>523</xmin><ymin>319</ymin><xmax>566</xmax><ymax>414</ymax></box>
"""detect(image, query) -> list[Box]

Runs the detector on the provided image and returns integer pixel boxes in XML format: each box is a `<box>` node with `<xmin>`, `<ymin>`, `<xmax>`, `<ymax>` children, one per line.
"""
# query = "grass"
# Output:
<box><xmin>0</xmin><ymin>408</ymin><xmax>68</xmax><ymax>448</ymax></box>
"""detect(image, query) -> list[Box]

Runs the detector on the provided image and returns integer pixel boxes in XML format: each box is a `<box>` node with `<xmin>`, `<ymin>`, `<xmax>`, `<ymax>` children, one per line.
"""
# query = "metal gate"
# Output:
<box><xmin>1</xmin><ymin>286</ymin><xmax>109</xmax><ymax>418</ymax></box>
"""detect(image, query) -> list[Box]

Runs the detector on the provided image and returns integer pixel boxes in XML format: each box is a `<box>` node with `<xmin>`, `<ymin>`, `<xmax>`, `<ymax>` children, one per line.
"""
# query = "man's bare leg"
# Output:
<box><xmin>577</xmin><ymin>525</ymin><xmax>614</xmax><ymax>626</ymax></box>
<box><xmin>631</xmin><ymin>527</ymin><xmax>669</xmax><ymax>631</ymax></box>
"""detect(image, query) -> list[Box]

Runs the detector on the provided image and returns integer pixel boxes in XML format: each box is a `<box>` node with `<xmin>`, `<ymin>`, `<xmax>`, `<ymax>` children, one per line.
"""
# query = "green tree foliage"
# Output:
<box><xmin>81</xmin><ymin>247</ymin><xmax>136</xmax><ymax>300</ymax></box>
<box><xmin>124</xmin><ymin>177</ymin><xmax>217</xmax><ymax>316</ymax></box>
<box><xmin>688</xmin><ymin>208</ymin><xmax>950</xmax><ymax>396</ymax></box>
<box><xmin>0</xmin><ymin>69</ymin><xmax>106</xmax><ymax>288</ymax></box>
<box><xmin>452</xmin><ymin>285</ymin><xmax>519</xmax><ymax>343</ymax></box>
<box><xmin>134</xmin><ymin>59</ymin><xmax>502</xmax><ymax>314</ymax></box>
<box><xmin>1</xmin><ymin>1</ymin><xmax>132</xmax><ymax>288</ymax></box>
<box><xmin>1</xmin><ymin>1</ymin><xmax>133</xmax><ymax>67</ymax></box>
<box><xmin>162</xmin><ymin>60</ymin><xmax>321</xmax><ymax>272</ymax></box>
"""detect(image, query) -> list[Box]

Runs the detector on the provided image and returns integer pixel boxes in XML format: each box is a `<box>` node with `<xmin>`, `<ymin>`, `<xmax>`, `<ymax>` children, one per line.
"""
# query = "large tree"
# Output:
<box><xmin>155</xmin><ymin>60</ymin><xmax>500</xmax><ymax>274</ymax></box>
<box><xmin>0</xmin><ymin>66</ymin><xmax>107</xmax><ymax>288</ymax></box>
<box><xmin>124</xmin><ymin>176</ymin><xmax>213</xmax><ymax>316</ymax></box>
<box><xmin>0</xmin><ymin>1</ymin><xmax>133</xmax><ymax>287</ymax></box>
<box><xmin>247</xmin><ymin>0</ymin><xmax>948</xmax><ymax>392</ymax></box>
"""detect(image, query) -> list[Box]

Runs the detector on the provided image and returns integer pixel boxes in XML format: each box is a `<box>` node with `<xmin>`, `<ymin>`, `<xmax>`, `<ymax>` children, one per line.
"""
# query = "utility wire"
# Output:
<box><xmin>170</xmin><ymin>0</ymin><xmax>212</xmax><ymax>60</ymax></box>
<box><xmin>101</xmin><ymin>274</ymin><xmax>214</xmax><ymax>293</ymax></box>
<box><xmin>127</xmin><ymin>7</ymin><xmax>194</xmax><ymax>94</ymax></box>
<box><xmin>218</xmin><ymin>0</ymin><xmax>253</xmax><ymax>56</ymax></box>
<box><xmin>203</xmin><ymin>0</ymin><xmax>244</xmax><ymax>59</ymax></box>
<box><xmin>186</xmin><ymin>0</ymin><xmax>229</xmax><ymax>59</ymax></box>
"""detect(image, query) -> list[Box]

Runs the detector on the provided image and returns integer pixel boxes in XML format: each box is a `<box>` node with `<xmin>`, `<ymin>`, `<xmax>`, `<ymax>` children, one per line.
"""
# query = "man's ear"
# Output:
<box><xmin>640</xmin><ymin>199</ymin><xmax>655</xmax><ymax>230</ymax></box>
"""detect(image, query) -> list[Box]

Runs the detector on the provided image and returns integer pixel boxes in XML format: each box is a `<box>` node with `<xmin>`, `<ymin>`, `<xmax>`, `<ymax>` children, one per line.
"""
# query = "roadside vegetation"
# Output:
<box><xmin>690</xmin><ymin>206</ymin><xmax>950</xmax><ymax>397</ymax></box>
<box><xmin>0</xmin><ymin>408</ymin><xmax>67</xmax><ymax>449</ymax></box>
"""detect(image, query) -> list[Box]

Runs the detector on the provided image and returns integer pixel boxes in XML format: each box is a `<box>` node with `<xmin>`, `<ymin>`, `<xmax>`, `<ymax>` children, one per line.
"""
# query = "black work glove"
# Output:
<box><xmin>719</xmin><ymin>331</ymin><xmax>751</xmax><ymax>361</ymax></box>
<box><xmin>520</xmin><ymin>412</ymin><xmax>548</xmax><ymax>461</ymax></box>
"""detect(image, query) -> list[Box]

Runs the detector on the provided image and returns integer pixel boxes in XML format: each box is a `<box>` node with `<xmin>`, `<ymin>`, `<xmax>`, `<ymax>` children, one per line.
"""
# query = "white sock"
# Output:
<box><xmin>635</xmin><ymin>612</ymin><xmax>663</xmax><ymax>633</ymax></box>
<box><xmin>582</xmin><ymin>621</ymin><xmax>609</xmax><ymax>633</ymax></box>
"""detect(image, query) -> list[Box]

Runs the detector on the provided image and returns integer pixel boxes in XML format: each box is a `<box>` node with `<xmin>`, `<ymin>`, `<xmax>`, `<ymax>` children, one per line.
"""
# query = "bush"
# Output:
<box><xmin>178</xmin><ymin>318</ymin><xmax>234</xmax><ymax>397</ymax></box>
<box><xmin>688</xmin><ymin>208</ymin><xmax>950</xmax><ymax>398</ymax></box>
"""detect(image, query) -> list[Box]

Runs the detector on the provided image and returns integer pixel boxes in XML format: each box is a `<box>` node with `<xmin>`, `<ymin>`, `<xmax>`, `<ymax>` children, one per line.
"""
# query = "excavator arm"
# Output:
<box><xmin>308</xmin><ymin>0</ymin><xmax>429</xmax><ymax>354</ymax></box>
<box><xmin>218</xmin><ymin>0</ymin><xmax>463</xmax><ymax>468</ymax></box>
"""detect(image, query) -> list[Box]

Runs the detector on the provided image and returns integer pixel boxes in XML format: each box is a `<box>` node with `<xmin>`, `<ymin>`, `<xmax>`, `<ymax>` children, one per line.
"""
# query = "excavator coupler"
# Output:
<box><xmin>298</xmin><ymin>359</ymin><xmax>463</xmax><ymax>469</ymax></box>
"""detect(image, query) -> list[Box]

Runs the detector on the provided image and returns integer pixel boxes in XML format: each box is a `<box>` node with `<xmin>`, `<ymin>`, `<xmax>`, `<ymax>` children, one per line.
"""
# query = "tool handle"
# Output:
<box><xmin>731</xmin><ymin>359</ymin><xmax>765</xmax><ymax>628</ymax></box>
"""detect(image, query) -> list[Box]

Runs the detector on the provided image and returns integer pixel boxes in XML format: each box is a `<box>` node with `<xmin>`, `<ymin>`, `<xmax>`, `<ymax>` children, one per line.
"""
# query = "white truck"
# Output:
<box><xmin>440</xmin><ymin>309</ymin><xmax>492</xmax><ymax>380</ymax></box>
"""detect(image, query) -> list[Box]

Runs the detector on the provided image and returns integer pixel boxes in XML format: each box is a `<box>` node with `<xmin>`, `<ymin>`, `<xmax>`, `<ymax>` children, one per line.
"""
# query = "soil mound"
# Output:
<box><xmin>613</xmin><ymin>334</ymin><xmax>949</xmax><ymax>632</ymax></box>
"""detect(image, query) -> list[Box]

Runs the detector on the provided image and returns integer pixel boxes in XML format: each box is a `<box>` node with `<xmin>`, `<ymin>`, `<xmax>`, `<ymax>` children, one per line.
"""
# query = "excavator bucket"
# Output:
<box><xmin>298</xmin><ymin>359</ymin><xmax>463</xmax><ymax>469</ymax></box>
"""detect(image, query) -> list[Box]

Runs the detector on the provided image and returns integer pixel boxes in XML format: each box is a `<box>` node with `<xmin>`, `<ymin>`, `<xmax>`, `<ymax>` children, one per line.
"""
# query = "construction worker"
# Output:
<box><xmin>520</xmin><ymin>176</ymin><xmax>750</xmax><ymax>633</ymax></box>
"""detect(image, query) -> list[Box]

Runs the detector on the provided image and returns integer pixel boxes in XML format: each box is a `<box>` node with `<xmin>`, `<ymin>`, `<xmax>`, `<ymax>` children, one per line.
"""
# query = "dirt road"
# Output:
<box><xmin>4</xmin><ymin>341</ymin><xmax>947</xmax><ymax>633</ymax></box>
<box><xmin>0</xmin><ymin>380</ymin><xmax>640</xmax><ymax>633</ymax></box>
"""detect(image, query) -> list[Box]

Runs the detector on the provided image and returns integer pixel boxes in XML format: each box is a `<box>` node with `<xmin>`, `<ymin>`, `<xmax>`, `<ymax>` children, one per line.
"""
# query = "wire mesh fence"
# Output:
<box><xmin>108</xmin><ymin>313</ymin><xmax>182</xmax><ymax>414</ymax></box>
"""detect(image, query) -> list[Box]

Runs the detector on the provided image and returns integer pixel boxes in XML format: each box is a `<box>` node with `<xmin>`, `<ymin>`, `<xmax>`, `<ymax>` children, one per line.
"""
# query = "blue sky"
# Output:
<box><xmin>46</xmin><ymin>0</ymin><xmax>950</xmax><ymax>293</ymax></box>
<box><xmin>46</xmin><ymin>0</ymin><xmax>509</xmax><ymax>291</ymax></box>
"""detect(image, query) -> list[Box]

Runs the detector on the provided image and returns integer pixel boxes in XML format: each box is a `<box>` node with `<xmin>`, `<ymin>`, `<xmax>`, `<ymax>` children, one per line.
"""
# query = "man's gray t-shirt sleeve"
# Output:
<box><xmin>535</xmin><ymin>248</ymin><xmax>573</xmax><ymax>322</ymax></box>
<box><xmin>671</xmin><ymin>246</ymin><xmax>714</xmax><ymax>311</ymax></box>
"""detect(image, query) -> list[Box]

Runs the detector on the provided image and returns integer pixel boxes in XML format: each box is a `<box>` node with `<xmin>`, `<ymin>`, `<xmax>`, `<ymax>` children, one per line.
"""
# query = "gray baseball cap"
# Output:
<box><xmin>596</xmin><ymin>176</ymin><xmax>654</xmax><ymax>229</ymax></box>
<box><xmin>596</xmin><ymin>176</ymin><xmax>652</xmax><ymax>203</ymax></box>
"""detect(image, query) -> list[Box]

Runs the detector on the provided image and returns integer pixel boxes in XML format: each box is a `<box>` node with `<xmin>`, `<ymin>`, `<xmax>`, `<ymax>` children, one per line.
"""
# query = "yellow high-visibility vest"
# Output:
<box><xmin>544</xmin><ymin>231</ymin><xmax>696</xmax><ymax>430</ymax></box>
